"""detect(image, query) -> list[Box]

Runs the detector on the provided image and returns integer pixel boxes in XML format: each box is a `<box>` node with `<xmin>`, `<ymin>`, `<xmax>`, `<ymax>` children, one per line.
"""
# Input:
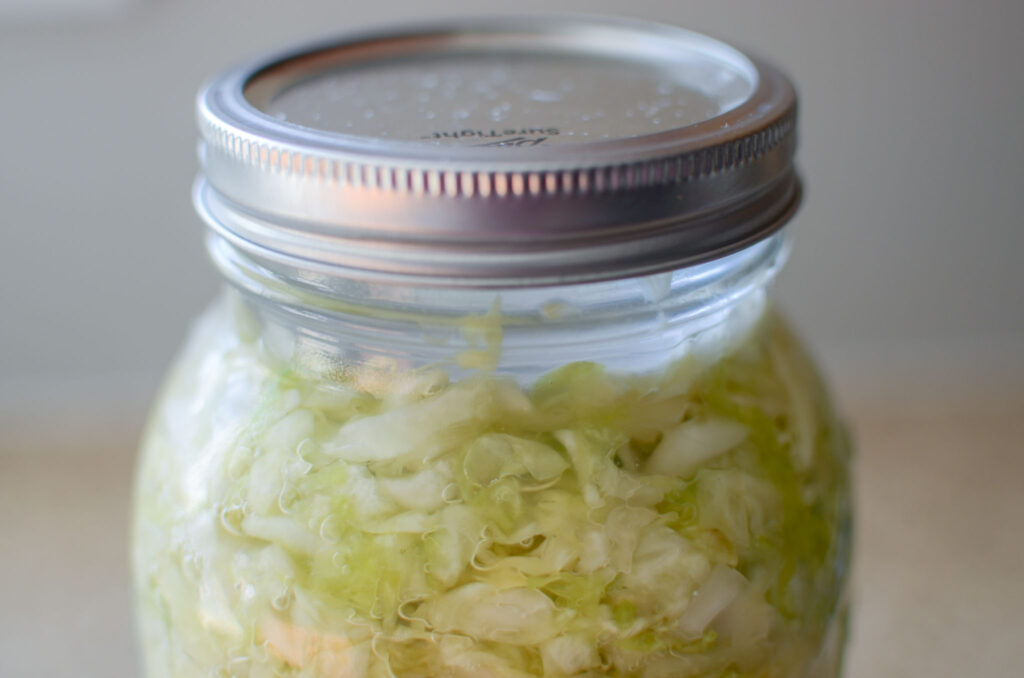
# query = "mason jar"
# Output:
<box><xmin>132</xmin><ymin>16</ymin><xmax>852</xmax><ymax>678</ymax></box>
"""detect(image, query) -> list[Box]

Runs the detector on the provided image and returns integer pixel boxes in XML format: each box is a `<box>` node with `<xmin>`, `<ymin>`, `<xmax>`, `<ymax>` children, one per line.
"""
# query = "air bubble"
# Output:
<box><xmin>441</xmin><ymin>483</ymin><xmax>461</xmax><ymax>503</ymax></box>
<box><xmin>319</xmin><ymin>515</ymin><xmax>342</xmax><ymax>543</ymax></box>
<box><xmin>271</xmin><ymin>589</ymin><xmax>293</xmax><ymax>611</ymax></box>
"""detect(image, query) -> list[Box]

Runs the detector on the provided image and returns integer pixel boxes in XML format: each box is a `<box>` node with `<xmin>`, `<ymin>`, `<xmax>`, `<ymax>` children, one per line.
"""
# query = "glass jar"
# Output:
<box><xmin>132</xmin><ymin>17</ymin><xmax>851</xmax><ymax>678</ymax></box>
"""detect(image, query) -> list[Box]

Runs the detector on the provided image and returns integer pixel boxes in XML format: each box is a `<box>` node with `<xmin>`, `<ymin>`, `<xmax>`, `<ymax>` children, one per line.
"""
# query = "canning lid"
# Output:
<box><xmin>196</xmin><ymin>15</ymin><xmax>800</xmax><ymax>287</ymax></box>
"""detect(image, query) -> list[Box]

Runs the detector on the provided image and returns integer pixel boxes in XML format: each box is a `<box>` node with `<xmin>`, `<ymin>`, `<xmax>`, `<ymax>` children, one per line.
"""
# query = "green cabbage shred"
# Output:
<box><xmin>132</xmin><ymin>297</ymin><xmax>850</xmax><ymax>678</ymax></box>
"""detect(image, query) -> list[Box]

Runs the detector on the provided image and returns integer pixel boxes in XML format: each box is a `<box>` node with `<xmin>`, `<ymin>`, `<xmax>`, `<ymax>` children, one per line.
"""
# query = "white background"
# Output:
<box><xmin>1</xmin><ymin>0</ymin><xmax>1022</xmax><ymax>407</ymax></box>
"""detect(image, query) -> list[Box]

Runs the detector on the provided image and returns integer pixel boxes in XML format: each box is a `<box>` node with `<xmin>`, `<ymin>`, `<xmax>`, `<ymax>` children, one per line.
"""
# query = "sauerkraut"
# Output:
<box><xmin>132</xmin><ymin>294</ymin><xmax>850</xmax><ymax>678</ymax></box>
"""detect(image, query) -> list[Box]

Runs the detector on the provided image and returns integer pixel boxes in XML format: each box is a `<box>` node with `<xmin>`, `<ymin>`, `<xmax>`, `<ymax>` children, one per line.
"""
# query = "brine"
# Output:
<box><xmin>132</xmin><ymin>292</ymin><xmax>850</xmax><ymax>678</ymax></box>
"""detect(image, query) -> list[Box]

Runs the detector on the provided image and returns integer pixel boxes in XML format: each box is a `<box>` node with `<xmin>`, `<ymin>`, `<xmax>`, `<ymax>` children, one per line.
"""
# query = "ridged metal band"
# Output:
<box><xmin>198</xmin><ymin>111</ymin><xmax>794</xmax><ymax>200</ymax></box>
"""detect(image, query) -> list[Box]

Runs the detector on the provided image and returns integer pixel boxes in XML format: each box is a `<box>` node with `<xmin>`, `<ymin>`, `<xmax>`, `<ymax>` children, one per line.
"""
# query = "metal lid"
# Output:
<box><xmin>196</xmin><ymin>15</ymin><xmax>800</xmax><ymax>287</ymax></box>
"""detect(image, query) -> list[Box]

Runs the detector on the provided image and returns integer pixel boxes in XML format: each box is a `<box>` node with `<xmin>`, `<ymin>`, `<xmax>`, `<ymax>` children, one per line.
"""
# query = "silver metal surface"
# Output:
<box><xmin>196</xmin><ymin>15</ymin><xmax>801</xmax><ymax>287</ymax></box>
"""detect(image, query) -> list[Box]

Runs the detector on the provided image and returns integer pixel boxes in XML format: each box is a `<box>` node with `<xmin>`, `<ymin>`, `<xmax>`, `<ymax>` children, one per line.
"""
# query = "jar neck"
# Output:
<box><xmin>207</xmin><ymin>230</ymin><xmax>790</xmax><ymax>382</ymax></box>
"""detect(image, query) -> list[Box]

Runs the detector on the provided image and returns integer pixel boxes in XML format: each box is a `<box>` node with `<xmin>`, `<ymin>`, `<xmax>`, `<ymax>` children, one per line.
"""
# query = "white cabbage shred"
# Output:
<box><xmin>132</xmin><ymin>298</ymin><xmax>849</xmax><ymax>678</ymax></box>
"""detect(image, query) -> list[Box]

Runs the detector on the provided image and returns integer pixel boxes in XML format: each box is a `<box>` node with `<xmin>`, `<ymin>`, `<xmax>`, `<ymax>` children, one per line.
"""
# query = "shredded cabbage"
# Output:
<box><xmin>132</xmin><ymin>296</ymin><xmax>850</xmax><ymax>678</ymax></box>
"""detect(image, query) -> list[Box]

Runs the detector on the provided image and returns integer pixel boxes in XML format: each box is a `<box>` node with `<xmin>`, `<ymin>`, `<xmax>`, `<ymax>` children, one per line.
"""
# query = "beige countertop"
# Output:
<box><xmin>2</xmin><ymin>378</ymin><xmax>1022</xmax><ymax>677</ymax></box>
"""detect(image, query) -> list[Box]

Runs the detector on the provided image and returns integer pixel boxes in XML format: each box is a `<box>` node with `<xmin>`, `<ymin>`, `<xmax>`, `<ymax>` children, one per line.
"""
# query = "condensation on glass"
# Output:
<box><xmin>132</xmin><ymin>16</ymin><xmax>852</xmax><ymax>678</ymax></box>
